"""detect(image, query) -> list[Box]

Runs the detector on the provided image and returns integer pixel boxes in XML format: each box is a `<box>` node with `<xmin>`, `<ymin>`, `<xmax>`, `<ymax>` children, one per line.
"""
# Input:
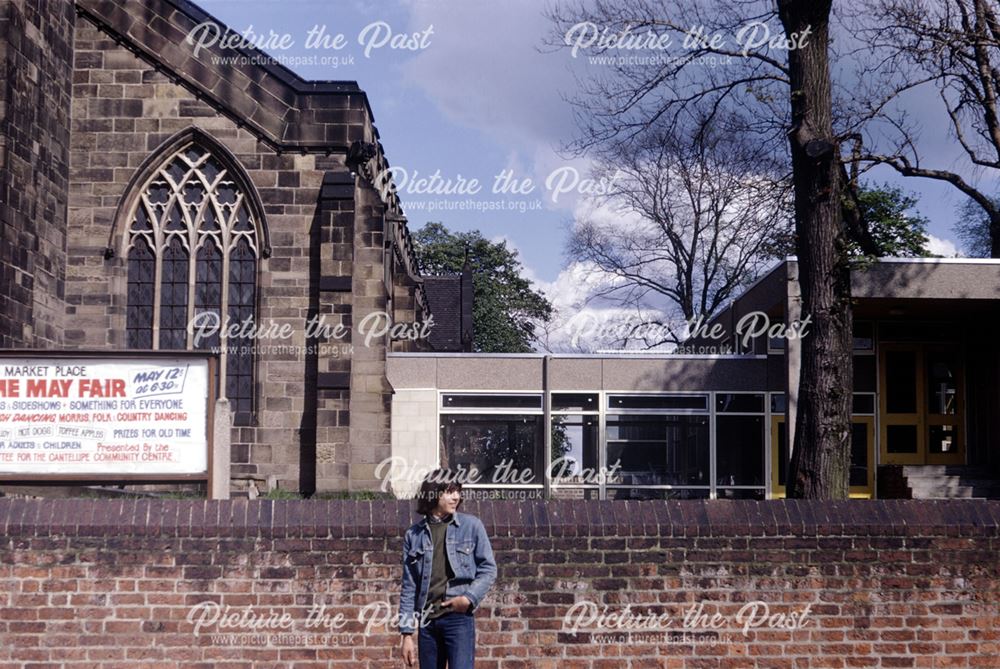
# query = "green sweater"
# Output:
<box><xmin>423</xmin><ymin>513</ymin><xmax>455</xmax><ymax>620</ymax></box>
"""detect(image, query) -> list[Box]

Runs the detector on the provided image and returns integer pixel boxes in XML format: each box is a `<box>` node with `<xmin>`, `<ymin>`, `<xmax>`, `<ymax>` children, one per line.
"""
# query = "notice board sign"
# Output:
<box><xmin>0</xmin><ymin>351</ymin><xmax>215</xmax><ymax>484</ymax></box>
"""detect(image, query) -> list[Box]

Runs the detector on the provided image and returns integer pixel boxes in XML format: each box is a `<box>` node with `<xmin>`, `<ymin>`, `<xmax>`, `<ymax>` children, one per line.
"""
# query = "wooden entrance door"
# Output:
<box><xmin>879</xmin><ymin>344</ymin><xmax>964</xmax><ymax>465</ymax></box>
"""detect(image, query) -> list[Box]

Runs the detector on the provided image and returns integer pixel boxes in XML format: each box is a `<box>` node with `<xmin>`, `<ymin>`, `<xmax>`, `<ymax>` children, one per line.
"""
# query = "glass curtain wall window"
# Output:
<box><xmin>715</xmin><ymin>393</ymin><xmax>766</xmax><ymax>500</ymax></box>
<box><xmin>550</xmin><ymin>393</ymin><xmax>600</xmax><ymax>500</ymax></box>
<box><xmin>124</xmin><ymin>141</ymin><xmax>260</xmax><ymax>424</ymax></box>
<box><xmin>440</xmin><ymin>394</ymin><xmax>545</xmax><ymax>495</ymax></box>
<box><xmin>605</xmin><ymin>394</ymin><xmax>711</xmax><ymax>500</ymax></box>
<box><xmin>440</xmin><ymin>392</ymin><xmax>768</xmax><ymax>500</ymax></box>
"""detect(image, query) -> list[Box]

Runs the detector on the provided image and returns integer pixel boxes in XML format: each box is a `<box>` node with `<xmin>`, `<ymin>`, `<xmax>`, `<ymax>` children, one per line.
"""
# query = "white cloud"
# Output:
<box><xmin>926</xmin><ymin>234</ymin><xmax>961</xmax><ymax>258</ymax></box>
<box><xmin>529</xmin><ymin>260</ymin><xmax>688</xmax><ymax>353</ymax></box>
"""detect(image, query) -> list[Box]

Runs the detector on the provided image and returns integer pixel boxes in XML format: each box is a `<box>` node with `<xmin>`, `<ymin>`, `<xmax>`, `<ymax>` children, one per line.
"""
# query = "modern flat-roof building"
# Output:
<box><xmin>388</xmin><ymin>259</ymin><xmax>1000</xmax><ymax>500</ymax></box>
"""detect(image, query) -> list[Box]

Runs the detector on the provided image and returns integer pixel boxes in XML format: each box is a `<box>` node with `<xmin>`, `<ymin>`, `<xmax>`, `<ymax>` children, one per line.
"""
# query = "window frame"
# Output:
<box><xmin>437</xmin><ymin>390</ymin><xmax>768</xmax><ymax>500</ymax></box>
<box><xmin>117</xmin><ymin>130</ymin><xmax>267</xmax><ymax>425</ymax></box>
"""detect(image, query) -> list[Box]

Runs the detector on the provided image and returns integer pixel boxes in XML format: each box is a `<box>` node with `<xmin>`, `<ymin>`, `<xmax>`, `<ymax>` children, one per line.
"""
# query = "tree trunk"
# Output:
<box><xmin>991</xmin><ymin>213</ymin><xmax>1000</xmax><ymax>258</ymax></box>
<box><xmin>778</xmin><ymin>0</ymin><xmax>852</xmax><ymax>499</ymax></box>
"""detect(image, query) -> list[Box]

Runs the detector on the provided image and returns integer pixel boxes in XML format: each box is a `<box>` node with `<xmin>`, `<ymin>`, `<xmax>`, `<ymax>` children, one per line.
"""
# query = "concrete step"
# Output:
<box><xmin>908</xmin><ymin>484</ymin><xmax>1000</xmax><ymax>499</ymax></box>
<box><xmin>902</xmin><ymin>465</ymin><xmax>997</xmax><ymax>479</ymax></box>
<box><xmin>902</xmin><ymin>466</ymin><xmax>1000</xmax><ymax>499</ymax></box>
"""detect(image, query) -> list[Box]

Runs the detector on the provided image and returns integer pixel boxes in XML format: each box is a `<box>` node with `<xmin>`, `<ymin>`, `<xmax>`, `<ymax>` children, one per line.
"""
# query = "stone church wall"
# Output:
<box><xmin>0</xmin><ymin>0</ymin><xmax>76</xmax><ymax>348</ymax></box>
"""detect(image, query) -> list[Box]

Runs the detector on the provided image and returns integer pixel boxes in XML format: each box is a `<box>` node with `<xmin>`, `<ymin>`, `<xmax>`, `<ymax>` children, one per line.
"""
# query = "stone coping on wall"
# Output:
<box><xmin>1</xmin><ymin>499</ymin><xmax>998</xmax><ymax>539</ymax></box>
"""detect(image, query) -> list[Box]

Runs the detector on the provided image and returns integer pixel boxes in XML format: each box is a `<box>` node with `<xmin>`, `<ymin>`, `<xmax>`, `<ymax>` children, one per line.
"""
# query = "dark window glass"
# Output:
<box><xmin>716</xmin><ymin>415</ymin><xmax>764</xmax><ymax>486</ymax></box>
<box><xmin>442</xmin><ymin>394</ymin><xmax>542</xmax><ymax>410</ymax></box>
<box><xmin>606</xmin><ymin>487</ymin><xmax>710</xmax><ymax>500</ymax></box>
<box><xmin>441</xmin><ymin>414</ymin><xmax>543</xmax><ymax>484</ymax></box>
<box><xmin>126</xmin><ymin>237</ymin><xmax>154</xmax><ymax>349</ymax></box>
<box><xmin>606</xmin><ymin>415</ymin><xmax>709</xmax><ymax>486</ymax></box>
<box><xmin>777</xmin><ymin>422</ymin><xmax>788</xmax><ymax>487</ymax></box>
<box><xmin>133</xmin><ymin>205</ymin><xmax>152</xmax><ymax>233</ymax></box>
<box><xmin>164</xmin><ymin>200</ymin><xmax>184</xmax><ymax>232</ymax></box>
<box><xmin>887</xmin><ymin>424</ymin><xmax>918</xmax><ymax>454</ymax></box>
<box><xmin>148</xmin><ymin>179</ymin><xmax>170</xmax><ymax>204</ymax></box>
<box><xmin>193</xmin><ymin>241</ymin><xmax>222</xmax><ymax>406</ymax></box>
<box><xmin>852</xmin><ymin>394</ymin><xmax>875</xmax><ymax>415</ymax></box>
<box><xmin>158</xmin><ymin>236</ymin><xmax>189</xmax><ymax>350</ymax></box>
<box><xmin>201</xmin><ymin>205</ymin><xmax>220</xmax><ymax>233</ymax></box>
<box><xmin>608</xmin><ymin>395</ymin><xmax>707</xmax><ymax>411</ymax></box>
<box><xmin>183</xmin><ymin>181</ymin><xmax>204</xmax><ymax>205</ymax></box>
<box><xmin>202</xmin><ymin>157</ymin><xmax>222</xmax><ymax>184</ymax></box>
<box><xmin>880</xmin><ymin>322</ymin><xmax>955</xmax><ymax>343</ymax></box>
<box><xmin>550</xmin><ymin>416</ymin><xmax>599</xmax><ymax>484</ymax></box>
<box><xmin>194</xmin><ymin>242</ymin><xmax>222</xmax><ymax>351</ymax></box>
<box><xmin>885</xmin><ymin>351</ymin><xmax>917</xmax><ymax>413</ymax></box>
<box><xmin>716</xmin><ymin>489</ymin><xmax>766</xmax><ymax>500</ymax></box>
<box><xmin>853</xmin><ymin>321</ymin><xmax>874</xmax><ymax>350</ymax></box>
<box><xmin>716</xmin><ymin>394</ymin><xmax>764</xmax><ymax>413</ymax></box>
<box><xmin>166</xmin><ymin>158</ymin><xmax>188</xmax><ymax>185</ymax></box>
<box><xmin>234</xmin><ymin>203</ymin><xmax>253</xmax><ymax>232</ymax></box>
<box><xmin>854</xmin><ymin>355</ymin><xmax>877</xmax><ymax>392</ymax></box>
<box><xmin>927</xmin><ymin>354</ymin><xmax>958</xmax><ymax>415</ymax></box>
<box><xmin>771</xmin><ymin>393</ymin><xmax>787</xmax><ymax>414</ymax></box>
<box><xmin>850</xmin><ymin>422</ymin><xmax>869</xmax><ymax>487</ymax></box>
<box><xmin>929</xmin><ymin>425</ymin><xmax>957</xmax><ymax>454</ymax></box>
<box><xmin>227</xmin><ymin>237</ymin><xmax>256</xmax><ymax>418</ymax></box>
<box><xmin>218</xmin><ymin>181</ymin><xmax>237</xmax><ymax>205</ymax></box>
<box><xmin>552</xmin><ymin>393</ymin><xmax>599</xmax><ymax>411</ymax></box>
<box><xmin>550</xmin><ymin>488</ymin><xmax>600</xmax><ymax>500</ymax></box>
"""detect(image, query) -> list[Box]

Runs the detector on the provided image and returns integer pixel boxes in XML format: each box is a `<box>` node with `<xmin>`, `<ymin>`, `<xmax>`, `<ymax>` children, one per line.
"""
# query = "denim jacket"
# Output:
<box><xmin>398</xmin><ymin>511</ymin><xmax>497</xmax><ymax>634</ymax></box>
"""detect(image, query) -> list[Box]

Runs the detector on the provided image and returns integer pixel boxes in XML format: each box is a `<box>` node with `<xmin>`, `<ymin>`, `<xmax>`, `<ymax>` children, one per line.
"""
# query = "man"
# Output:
<box><xmin>398</xmin><ymin>470</ymin><xmax>497</xmax><ymax>668</ymax></box>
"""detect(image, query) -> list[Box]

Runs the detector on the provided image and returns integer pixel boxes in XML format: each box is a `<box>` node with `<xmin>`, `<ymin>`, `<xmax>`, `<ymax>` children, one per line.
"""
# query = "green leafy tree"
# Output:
<box><xmin>766</xmin><ymin>183</ymin><xmax>933</xmax><ymax>259</ymax></box>
<box><xmin>847</xmin><ymin>184</ymin><xmax>933</xmax><ymax>258</ymax></box>
<box><xmin>413</xmin><ymin>222</ymin><xmax>552</xmax><ymax>352</ymax></box>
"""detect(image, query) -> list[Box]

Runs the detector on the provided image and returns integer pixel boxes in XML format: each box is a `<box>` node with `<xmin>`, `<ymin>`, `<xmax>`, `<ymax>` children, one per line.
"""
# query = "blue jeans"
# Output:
<box><xmin>418</xmin><ymin>611</ymin><xmax>476</xmax><ymax>669</ymax></box>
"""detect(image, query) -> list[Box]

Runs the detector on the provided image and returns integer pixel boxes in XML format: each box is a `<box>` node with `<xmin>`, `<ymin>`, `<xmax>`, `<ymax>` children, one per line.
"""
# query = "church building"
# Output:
<box><xmin>0</xmin><ymin>0</ymin><xmax>470</xmax><ymax>496</ymax></box>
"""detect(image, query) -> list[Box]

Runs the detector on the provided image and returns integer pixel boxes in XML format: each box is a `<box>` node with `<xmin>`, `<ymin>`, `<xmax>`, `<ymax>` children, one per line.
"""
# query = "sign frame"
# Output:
<box><xmin>0</xmin><ymin>349</ymin><xmax>218</xmax><ymax>497</ymax></box>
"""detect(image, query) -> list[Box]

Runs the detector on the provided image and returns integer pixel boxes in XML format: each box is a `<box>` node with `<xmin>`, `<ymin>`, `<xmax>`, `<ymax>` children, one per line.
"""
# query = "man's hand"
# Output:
<box><xmin>441</xmin><ymin>595</ymin><xmax>471</xmax><ymax>613</ymax></box>
<box><xmin>401</xmin><ymin>635</ymin><xmax>415</xmax><ymax>667</ymax></box>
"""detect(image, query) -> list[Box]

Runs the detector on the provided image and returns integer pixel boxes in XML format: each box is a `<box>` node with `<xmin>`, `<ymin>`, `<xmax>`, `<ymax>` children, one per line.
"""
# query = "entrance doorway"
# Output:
<box><xmin>879</xmin><ymin>344</ymin><xmax>964</xmax><ymax>465</ymax></box>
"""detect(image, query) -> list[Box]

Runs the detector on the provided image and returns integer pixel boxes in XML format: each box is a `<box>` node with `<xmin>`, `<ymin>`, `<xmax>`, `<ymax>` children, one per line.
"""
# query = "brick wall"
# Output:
<box><xmin>1</xmin><ymin>499</ymin><xmax>998</xmax><ymax>668</ymax></box>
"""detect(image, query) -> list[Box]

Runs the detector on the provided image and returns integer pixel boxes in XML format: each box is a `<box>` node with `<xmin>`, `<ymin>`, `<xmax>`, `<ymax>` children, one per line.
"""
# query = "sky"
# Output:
<box><xmin>193</xmin><ymin>0</ymin><xmax>986</xmax><ymax>347</ymax></box>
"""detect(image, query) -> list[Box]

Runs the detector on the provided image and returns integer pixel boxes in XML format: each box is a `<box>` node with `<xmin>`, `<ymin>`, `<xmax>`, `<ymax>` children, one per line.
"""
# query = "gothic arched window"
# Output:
<box><xmin>123</xmin><ymin>138</ymin><xmax>263</xmax><ymax>423</ymax></box>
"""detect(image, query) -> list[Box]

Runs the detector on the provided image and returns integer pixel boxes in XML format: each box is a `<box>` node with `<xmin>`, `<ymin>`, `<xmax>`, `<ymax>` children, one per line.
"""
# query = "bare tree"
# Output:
<box><xmin>567</xmin><ymin>120</ymin><xmax>792</xmax><ymax>348</ymax></box>
<box><xmin>548</xmin><ymin>0</ymin><xmax>852</xmax><ymax>498</ymax></box>
<box><xmin>955</xmin><ymin>196</ymin><xmax>998</xmax><ymax>256</ymax></box>
<box><xmin>855</xmin><ymin>0</ymin><xmax>1000</xmax><ymax>257</ymax></box>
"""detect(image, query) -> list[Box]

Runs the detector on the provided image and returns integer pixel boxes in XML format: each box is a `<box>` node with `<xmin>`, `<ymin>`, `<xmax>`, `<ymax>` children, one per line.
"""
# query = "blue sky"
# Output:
<box><xmin>196</xmin><ymin>0</ymin><xmax>979</xmax><ymax>305</ymax></box>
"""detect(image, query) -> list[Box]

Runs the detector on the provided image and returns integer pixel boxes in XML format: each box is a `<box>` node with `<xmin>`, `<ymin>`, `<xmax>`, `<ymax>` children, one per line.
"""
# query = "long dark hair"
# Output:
<box><xmin>415</xmin><ymin>468</ymin><xmax>463</xmax><ymax>515</ymax></box>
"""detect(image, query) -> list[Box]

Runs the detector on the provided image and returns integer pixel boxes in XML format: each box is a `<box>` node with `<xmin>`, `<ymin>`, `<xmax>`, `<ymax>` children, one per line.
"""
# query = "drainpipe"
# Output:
<box><xmin>543</xmin><ymin>355</ymin><xmax>551</xmax><ymax>500</ymax></box>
